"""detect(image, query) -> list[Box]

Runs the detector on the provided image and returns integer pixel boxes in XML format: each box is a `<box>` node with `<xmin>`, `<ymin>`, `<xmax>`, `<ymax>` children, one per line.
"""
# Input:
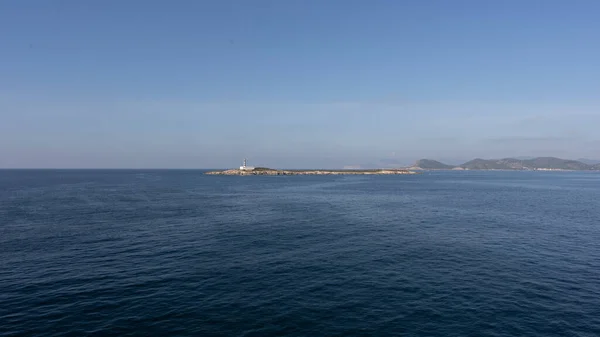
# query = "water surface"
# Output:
<box><xmin>1</xmin><ymin>170</ymin><xmax>599</xmax><ymax>336</ymax></box>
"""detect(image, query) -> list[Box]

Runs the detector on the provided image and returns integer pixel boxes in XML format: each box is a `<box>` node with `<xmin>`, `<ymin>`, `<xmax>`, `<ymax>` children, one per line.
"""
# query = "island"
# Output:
<box><xmin>206</xmin><ymin>156</ymin><xmax>600</xmax><ymax>175</ymax></box>
<box><xmin>206</xmin><ymin>167</ymin><xmax>418</xmax><ymax>176</ymax></box>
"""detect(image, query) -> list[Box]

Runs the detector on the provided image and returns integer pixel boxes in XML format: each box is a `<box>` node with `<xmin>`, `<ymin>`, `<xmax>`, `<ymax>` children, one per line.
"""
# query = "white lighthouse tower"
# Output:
<box><xmin>240</xmin><ymin>158</ymin><xmax>255</xmax><ymax>171</ymax></box>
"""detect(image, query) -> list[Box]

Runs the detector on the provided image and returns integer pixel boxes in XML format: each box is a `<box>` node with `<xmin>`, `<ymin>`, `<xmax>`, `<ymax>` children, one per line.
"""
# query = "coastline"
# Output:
<box><xmin>205</xmin><ymin>168</ymin><xmax>419</xmax><ymax>176</ymax></box>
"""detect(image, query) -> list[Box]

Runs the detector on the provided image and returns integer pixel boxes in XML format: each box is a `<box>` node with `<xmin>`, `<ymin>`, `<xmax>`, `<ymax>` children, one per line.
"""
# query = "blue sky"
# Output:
<box><xmin>1</xmin><ymin>0</ymin><xmax>599</xmax><ymax>168</ymax></box>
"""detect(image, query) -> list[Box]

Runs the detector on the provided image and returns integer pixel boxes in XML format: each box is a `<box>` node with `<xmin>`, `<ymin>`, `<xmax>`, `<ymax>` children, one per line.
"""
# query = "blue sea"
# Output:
<box><xmin>1</xmin><ymin>170</ymin><xmax>599</xmax><ymax>336</ymax></box>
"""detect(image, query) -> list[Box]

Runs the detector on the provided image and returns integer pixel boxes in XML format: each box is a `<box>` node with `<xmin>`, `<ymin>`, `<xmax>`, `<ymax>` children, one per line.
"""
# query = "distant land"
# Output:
<box><xmin>578</xmin><ymin>158</ymin><xmax>600</xmax><ymax>165</ymax></box>
<box><xmin>413</xmin><ymin>159</ymin><xmax>455</xmax><ymax>170</ymax></box>
<box><xmin>409</xmin><ymin>157</ymin><xmax>600</xmax><ymax>171</ymax></box>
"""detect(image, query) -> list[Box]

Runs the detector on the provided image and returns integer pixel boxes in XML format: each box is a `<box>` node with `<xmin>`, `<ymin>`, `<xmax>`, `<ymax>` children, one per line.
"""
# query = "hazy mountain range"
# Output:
<box><xmin>410</xmin><ymin>157</ymin><xmax>600</xmax><ymax>171</ymax></box>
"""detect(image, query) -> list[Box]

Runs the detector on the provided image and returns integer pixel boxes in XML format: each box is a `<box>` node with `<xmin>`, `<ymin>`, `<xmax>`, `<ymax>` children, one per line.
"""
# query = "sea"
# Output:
<box><xmin>1</xmin><ymin>169</ymin><xmax>599</xmax><ymax>336</ymax></box>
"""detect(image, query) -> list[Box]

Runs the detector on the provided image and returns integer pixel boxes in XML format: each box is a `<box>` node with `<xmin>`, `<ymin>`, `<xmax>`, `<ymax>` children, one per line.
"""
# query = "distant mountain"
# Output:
<box><xmin>460</xmin><ymin>157</ymin><xmax>593</xmax><ymax>170</ymax></box>
<box><xmin>400</xmin><ymin>157</ymin><xmax>600</xmax><ymax>171</ymax></box>
<box><xmin>523</xmin><ymin>157</ymin><xmax>590</xmax><ymax>170</ymax></box>
<box><xmin>578</xmin><ymin>158</ymin><xmax>600</xmax><ymax>165</ymax></box>
<box><xmin>412</xmin><ymin>159</ymin><xmax>455</xmax><ymax>169</ymax></box>
<box><xmin>461</xmin><ymin>158</ymin><xmax>525</xmax><ymax>170</ymax></box>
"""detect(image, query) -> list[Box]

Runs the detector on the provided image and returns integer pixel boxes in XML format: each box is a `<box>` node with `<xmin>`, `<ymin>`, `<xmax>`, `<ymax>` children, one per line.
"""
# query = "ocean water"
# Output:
<box><xmin>1</xmin><ymin>170</ymin><xmax>599</xmax><ymax>336</ymax></box>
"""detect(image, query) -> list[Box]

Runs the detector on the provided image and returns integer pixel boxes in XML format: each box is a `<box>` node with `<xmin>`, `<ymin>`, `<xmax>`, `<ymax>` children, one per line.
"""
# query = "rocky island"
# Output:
<box><xmin>206</xmin><ymin>167</ymin><xmax>418</xmax><ymax>176</ymax></box>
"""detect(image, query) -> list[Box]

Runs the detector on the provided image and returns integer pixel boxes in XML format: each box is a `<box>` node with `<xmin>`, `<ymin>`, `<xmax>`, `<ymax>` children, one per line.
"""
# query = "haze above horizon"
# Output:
<box><xmin>2</xmin><ymin>0</ymin><xmax>599</xmax><ymax>169</ymax></box>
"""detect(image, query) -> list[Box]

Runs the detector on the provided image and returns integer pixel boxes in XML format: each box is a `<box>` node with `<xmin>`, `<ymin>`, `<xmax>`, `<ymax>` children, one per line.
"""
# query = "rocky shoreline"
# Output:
<box><xmin>206</xmin><ymin>169</ymin><xmax>418</xmax><ymax>176</ymax></box>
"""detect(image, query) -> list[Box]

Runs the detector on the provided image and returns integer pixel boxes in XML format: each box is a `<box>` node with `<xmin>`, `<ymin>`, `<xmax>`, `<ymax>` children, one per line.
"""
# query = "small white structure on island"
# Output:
<box><xmin>240</xmin><ymin>158</ymin><xmax>255</xmax><ymax>171</ymax></box>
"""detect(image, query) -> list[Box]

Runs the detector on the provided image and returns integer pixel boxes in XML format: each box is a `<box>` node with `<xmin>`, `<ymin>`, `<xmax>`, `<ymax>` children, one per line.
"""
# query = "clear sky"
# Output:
<box><xmin>1</xmin><ymin>0</ymin><xmax>599</xmax><ymax>168</ymax></box>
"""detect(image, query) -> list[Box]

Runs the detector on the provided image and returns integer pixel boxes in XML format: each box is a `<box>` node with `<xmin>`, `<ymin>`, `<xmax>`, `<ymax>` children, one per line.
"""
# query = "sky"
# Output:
<box><xmin>1</xmin><ymin>0</ymin><xmax>599</xmax><ymax>168</ymax></box>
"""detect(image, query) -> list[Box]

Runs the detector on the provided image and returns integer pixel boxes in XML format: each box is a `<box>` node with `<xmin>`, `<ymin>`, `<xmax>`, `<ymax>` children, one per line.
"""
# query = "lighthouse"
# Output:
<box><xmin>240</xmin><ymin>158</ymin><xmax>255</xmax><ymax>171</ymax></box>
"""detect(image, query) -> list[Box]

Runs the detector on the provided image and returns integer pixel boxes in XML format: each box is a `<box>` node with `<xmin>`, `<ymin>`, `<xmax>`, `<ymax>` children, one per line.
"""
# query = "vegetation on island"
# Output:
<box><xmin>252</xmin><ymin>167</ymin><xmax>274</xmax><ymax>171</ymax></box>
